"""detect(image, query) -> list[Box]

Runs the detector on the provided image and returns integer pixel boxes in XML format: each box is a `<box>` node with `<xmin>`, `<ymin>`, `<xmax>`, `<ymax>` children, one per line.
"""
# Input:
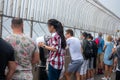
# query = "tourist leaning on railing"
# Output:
<box><xmin>6</xmin><ymin>18</ymin><xmax>40</xmax><ymax>80</ymax></box>
<box><xmin>39</xmin><ymin>19</ymin><xmax>66</xmax><ymax>80</ymax></box>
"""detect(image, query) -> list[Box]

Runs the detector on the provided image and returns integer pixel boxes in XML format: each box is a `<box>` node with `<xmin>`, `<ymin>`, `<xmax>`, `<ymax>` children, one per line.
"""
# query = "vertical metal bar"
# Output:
<box><xmin>21</xmin><ymin>0</ymin><xmax>25</xmax><ymax>18</ymax></box>
<box><xmin>38</xmin><ymin>0</ymin><xmax>42</xmax><ymax>21</ymax></box>
<box><xmin>17</xmin><ymin>0</ymin><xmax>22</xmax><ymax>17</ymax></box>
<box><xmin>36</xmin><ymin>0</ymin><xmax>40</xmax><ymax>21</ymax></box>
<box><xmin>35</xmin><ymin>0</ymin><xmax>38</xmax><ymax>20</ymax></box>
<box><xmin>25</xmin><ymin>0</ymin><xmax>29</xmax><ymax>18</ymax></box>
<box><xmin>0</xmin><ymin>0</ymin><xmax>4</xmax><ymax>12</ymax></box>
<box><xmin>28</xmin><ymin>0</ymin><xmax>32</xmax><ymax>19</ymax></box>
<box><xmin>38</xmin><ymin>0</ymin><xmax>41</xmax><ymax>21</ymax></box>
<box><xmin>94</xmin><ymin>31</ymin><xmax>95</xmax><ymax>37</ymax></box>
<box><xmin>0</xmin><ymin>0</ymin><xmax>4</xmax><ymax>37</ymax></box>
<box><xmin>14</xmin><ymin>0</ymin><xmax>17</xmax><ymax>17</ymax></box>
<box><xmin>74</xmin><ymin>27</ymin><xmax>76</xmax><ymax>36</ymax></box>
<box><xmin>6</xmin><ymin>0</ymin><xmax>9</xmax><ymax>15</ymax></box>
<box><xmin>0</xmin><ymin>16</ymin><xmax>3</xmax><ymax>37</ymax></box>
<box><xmin>30</xmin><ymin>17</ymin><xmax>33</xmax><ymax>38</ymax></box>
<box><xmin>9</xmin><ymin>0</ymin><xmax>13</xmax><ymax>16</ymax></box>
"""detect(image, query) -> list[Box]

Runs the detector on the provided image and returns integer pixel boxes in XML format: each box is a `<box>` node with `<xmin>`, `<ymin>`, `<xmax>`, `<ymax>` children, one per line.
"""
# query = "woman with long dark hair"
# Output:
<box><xmin>39</xmin><ymin>19</ymin><xmax>66</xmax><ymax>80</ymax></box>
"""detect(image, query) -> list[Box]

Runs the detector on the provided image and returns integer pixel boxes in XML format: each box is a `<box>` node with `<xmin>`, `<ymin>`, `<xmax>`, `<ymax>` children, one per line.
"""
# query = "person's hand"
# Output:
<box><xmin>38</xmin><ymin>42</ymin><xmax>45</xmax><ymax>47</ymax></box>
<box><xmin>112</xmin><ymin>48</ymin><xmax>116</xmax><ymax>54</ymax></box>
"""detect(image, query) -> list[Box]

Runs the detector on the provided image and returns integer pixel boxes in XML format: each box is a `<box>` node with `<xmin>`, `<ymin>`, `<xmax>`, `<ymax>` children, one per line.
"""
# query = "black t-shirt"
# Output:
<box><xmin>0</xmin><ymin>38</ymin><xmax>15</xmax><ymax>80</ymax></box>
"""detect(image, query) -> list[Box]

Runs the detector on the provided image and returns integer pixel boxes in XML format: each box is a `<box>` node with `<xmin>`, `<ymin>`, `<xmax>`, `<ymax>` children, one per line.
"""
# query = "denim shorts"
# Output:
<box><xmin>67</xmin><ymin>59</ymin><xmax>83</xmax><ymax>73</ymax></box>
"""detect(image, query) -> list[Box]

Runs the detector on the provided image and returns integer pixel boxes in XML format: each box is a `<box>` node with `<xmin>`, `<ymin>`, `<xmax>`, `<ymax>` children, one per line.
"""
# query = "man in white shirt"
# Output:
<box><xmin>65</xmin><ymin>29</ymin><xmax>84</xmax><ymax>80</ymax></box>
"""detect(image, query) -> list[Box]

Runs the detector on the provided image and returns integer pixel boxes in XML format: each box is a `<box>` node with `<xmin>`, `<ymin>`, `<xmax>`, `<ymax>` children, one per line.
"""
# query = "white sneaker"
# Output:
<box><xmin>101</xmin><ymin>77</ymin><xmax>108</xmax><ymax>80</ymax></box>
<box><xmin>112</xmin><ymin>69</ymin><xmax>116</xmax><ymax>72</ymax></box>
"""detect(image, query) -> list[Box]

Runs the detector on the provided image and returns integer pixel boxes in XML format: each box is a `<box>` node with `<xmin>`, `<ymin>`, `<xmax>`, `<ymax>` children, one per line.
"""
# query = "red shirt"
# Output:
<box><xmin>48</xmin><ymin>32</ymin><xmax>65</xmax><ymax>70</ymax></box>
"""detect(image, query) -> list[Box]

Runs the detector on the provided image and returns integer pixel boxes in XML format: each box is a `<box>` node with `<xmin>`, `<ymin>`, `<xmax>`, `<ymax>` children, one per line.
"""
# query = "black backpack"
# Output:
<box><xmin>84</xmin><ymin>40</ymin><xmax>93</xmax><ymax>59</ymax></box>
<box><xmin>91</xmin><ymin>41</ymin><xmax>98</xmax><ymax>57</ymax></box>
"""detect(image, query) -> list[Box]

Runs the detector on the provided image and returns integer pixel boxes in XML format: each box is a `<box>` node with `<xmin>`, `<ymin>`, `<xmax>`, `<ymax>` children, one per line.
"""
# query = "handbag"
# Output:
<box><xmin>108</xmin><ymin>53</ymin><xmax>114</xmax><ymax>60</ymax></box>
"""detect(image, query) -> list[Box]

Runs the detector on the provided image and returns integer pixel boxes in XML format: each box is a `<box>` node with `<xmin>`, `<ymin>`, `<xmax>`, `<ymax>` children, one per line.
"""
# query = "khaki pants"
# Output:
<box><xmin>97</xmin><ymin>53</ymin><xmax>104</xmax><ymax>66</ymax></box>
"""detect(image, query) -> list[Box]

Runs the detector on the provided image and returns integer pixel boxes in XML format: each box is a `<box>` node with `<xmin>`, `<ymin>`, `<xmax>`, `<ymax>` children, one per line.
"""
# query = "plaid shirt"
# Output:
<box><xmin>48</xmin><ymin>32</ymin><xmax>65</xmax><ymax>70</ymax></box>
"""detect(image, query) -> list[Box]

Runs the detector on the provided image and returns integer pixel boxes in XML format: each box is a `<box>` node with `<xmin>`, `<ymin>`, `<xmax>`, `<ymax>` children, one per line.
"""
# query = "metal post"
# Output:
<box><xmin>0</xmin><ymin>15</ymin><xmax>3</xmax><ymax>37</ymax></box>
<box><xmin>17</xmin><ymin>0</ymin><xmax>22</xmax><ymax>17</ymax></box>
<box><xmin>0</xmin><ymin>15</ymin><xmax>2</xmax><ymax>37</ymax></box>
<box><xmin>74</xmin><ymin>26</ymin><xmax>76</xmax><ymax>36</ymax></box>
<box><xmin>9</xmin><ymin>0</ymin><xmax>13</xmax><ymax>16</ymax></box>
<box><xmin>0</xmin><ymin>0</ymin><xmax>4</xmax><ymax>37</ymax></box>
<box><xmin>30</xmin><ymin>17</ymin><xmax>33</xmax><ymax>38</ymax></box>
<box><xmin>0</xmin><ymin>0</ymin><xmax>4</xmax><ymax>12</ymax></box>
<box><xmin>94</xmin><ymin>31</ymin><xmax>95</xmax><ymax>38</ymax></box>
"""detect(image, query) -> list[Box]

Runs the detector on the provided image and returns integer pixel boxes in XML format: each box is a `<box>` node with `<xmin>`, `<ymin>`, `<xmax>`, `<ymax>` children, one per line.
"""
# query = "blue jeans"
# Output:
<box><xmin>48</xmin><ymin>64</ymin><xmax>61</xmax><ymax>80</ymax></box>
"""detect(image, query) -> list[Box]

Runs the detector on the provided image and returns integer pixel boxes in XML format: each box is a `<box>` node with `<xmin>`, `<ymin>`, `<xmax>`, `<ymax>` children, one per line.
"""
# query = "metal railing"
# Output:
<box><xmin>0</xmin><ymin>0</ymin><xmax>120</xmax><ymax>39</ymax></box>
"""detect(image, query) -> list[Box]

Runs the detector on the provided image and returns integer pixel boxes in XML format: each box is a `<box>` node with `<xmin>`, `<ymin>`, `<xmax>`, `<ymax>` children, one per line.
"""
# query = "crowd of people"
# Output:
<box><xmin>0</xmin><ymin>18</ymin><xmax>120</xmax><ymax>80</ymax></box>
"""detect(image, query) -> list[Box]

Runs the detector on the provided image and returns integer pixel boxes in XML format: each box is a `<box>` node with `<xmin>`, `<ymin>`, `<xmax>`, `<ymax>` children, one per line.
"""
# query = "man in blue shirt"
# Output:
<box><xmin>96</xmin><ymin>32</ymin><xmax>104</xmax><ymax>74</ymax></box>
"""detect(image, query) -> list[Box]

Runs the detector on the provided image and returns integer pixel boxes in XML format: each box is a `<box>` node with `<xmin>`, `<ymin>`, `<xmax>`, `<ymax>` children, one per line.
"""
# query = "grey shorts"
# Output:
<box><xmin>67</xmin><ymin>59</ymin><xmax>83</xmax><ymax>73</ymax></box>
<box><xmin>88</xmin><ymin>58</ymin><xmax>94</xmax><ymax>70</ymax></box>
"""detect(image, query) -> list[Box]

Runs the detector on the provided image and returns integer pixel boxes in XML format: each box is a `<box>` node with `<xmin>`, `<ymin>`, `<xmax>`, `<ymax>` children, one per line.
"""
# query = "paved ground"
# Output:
<box><xmin>95</xmin><ymin>73</ymin><xmax>115</xmax><ymax>80</ymax></box>
<box><xmin>62</xmin><ymin>73</ymin><xmax>115</xmax><ymax>80</ymax></box>
<box><xmin>60</xmin><ymin>73</ymin><xmax>115</xmax><ymax>80</ymax></box>
<box><xmin>33</xmin><ymin>66</ymin><xmax>116</xmax><ymax>80</ymax></box>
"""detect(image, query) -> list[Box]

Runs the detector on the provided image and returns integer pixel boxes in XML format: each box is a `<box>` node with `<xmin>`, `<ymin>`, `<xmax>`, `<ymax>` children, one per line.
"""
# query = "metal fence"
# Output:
<box><xmin>0</xmin><ymin>0</ymin><xmax>120</xmax><ymax>39</ymax></box>
<box><xmin>0</xmin><ymin>0</ymin><xmax>120</xmax><ymax>79</ymax></box>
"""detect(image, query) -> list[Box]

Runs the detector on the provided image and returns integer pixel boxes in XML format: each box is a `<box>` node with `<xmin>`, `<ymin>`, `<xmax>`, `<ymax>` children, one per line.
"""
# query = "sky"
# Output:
<box><xmin>99</xmin><ymin>0</ymin><xmax>120</xmax><ymax>18</ymax></box>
